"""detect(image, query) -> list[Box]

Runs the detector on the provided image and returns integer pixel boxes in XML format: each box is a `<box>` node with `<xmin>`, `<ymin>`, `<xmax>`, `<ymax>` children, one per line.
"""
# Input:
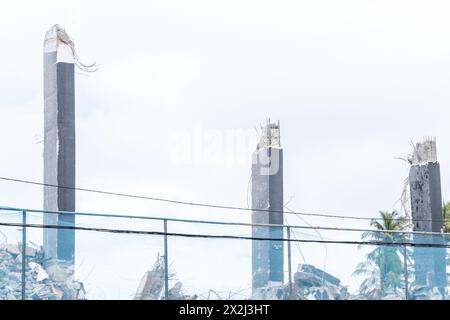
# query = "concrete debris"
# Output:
<box><xmin>286</xmin><ymin>264</ymin><xmax>350</xmax><ymax>300</ymax></box>
<box><xmin>28</xmin><ymin>262</ymin><xmax>49</xmax><ymax>282</ymax></box>
<box><xmin>134</xmin><ymin>254</ymin><xmax>197</xmax><ymax>300</ymax></box>
<box><xmin>300</xmin><ymin>265</ymin><xmax>341</xmax><ymax>286</ymax></box>
<box><xmin>0</xmin><ymin>243</ymin><xmax>38</xmax><ymax>257</ymax></box>
<box><xmin>0</xmin><ymin>243</ymin><xmax>86</xmax><ymax>300</ymax></box>
<box><xmin>1</xmin><ymin>244</ymin><xmax>20</xmax><ymax>255</ymax></box>
<box><xmin>409</xmin><ymin>284</ymin><xmax>446</xmax><ymax>300</ymax></box>
<box><xmin>168</xmin><ymin>281</ymin><xmax>198</xmax><ymax>300</ymax></box>
<box><xmin>134</xmin><ymin>270</ymin><xmax>163</xmax><ymax>300</ymax></box>
<box><xmin>252</xmin><ymin>282</ymin><xmax>285</xmax><ymax>300</ymax></box>
<box><xmin>45</xmin><ymin>260</ymin><xmax>75</xmax><ymax>283</ymax></box>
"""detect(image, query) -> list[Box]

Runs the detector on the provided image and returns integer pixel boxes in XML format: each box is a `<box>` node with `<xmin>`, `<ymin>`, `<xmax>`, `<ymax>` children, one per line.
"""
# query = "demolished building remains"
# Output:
<box><xmin>0</xmin><ymin>243</ymin><xmax>85</xmax><ymax>300</ymax></box>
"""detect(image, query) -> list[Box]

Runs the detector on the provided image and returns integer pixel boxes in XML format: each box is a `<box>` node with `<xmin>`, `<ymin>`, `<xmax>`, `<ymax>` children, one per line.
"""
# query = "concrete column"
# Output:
<box><xmin>408</xmin><ymin>138</ymin><xmax>446</xmax><ymax>296</ymax></box>
<box><xmin>251</xmin><ymin>120</ymin><xmax>284</xmax><ymax>298</ymax></box>
<box><xmin>43</xmin><ymin>25</ymin><xmax>76</xmax><ymax>264</ymax></box>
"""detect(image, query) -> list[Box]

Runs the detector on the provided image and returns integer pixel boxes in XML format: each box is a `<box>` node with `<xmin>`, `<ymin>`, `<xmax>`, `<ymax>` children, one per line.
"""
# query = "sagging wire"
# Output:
<box><xmin>284</xmin><ymin>194</ymin><xmax>306</xmax><ymax>263</ymax></box>
<box><xmin>285</xmin><ymin>201</ymin><xmax>328</xmax><ymax>289</ymax></box>
<box><xmin>284</xmin><ymin>215</ymin><xmax>306</xmax><ymax>264</ymax></box>
<box><xmin>393</xmin><ymin>153</ymin><xmax>413</xmax><ymax>220</ymax></box>
<box><xmin>2</xmin><ymin>220</ymin><xmax>450</xmax><ymax>248</ymax></box>
<box><xmin>1</xmin><ymin>175</ymin><xmax>449</xmax><ymax>223</ymax></box>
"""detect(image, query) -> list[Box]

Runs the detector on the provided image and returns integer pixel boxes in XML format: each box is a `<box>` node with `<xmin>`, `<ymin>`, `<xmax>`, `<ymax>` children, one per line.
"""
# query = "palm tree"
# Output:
<box><xmin>443</xmin><ymin>201</ymin><xmax>450</xmax><ymax>233</ymax></box>
<box><xmin>442</xmin><ymin>201</ymin><xmax>450</xmax><ymax>270</ymax></box>
<box><xmin>353</xmin><ymin>210</ymin><xmax>409</xmax><ymax>297</ymax></box>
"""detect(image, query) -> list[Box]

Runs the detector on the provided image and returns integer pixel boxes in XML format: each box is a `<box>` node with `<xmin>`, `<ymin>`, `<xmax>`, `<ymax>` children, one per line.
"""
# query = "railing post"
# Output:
<box><xmin>287</xmin><ymin>226</ymin><xmax>293</xmax><ymax>299</ymax></box>
<box><xmin>21</xmin><ymin>210</ymin><xmax>27</xmax><ymax>300</ymax></box>
<box><xmin>403</xmin><ymin>245</ymin><xmax>409</xmax><ymax>300</ymax></box>
<box><xmin>163</xmin><ymin>219</ymin><xmax>169</xmax><ymax>300</ymax></box>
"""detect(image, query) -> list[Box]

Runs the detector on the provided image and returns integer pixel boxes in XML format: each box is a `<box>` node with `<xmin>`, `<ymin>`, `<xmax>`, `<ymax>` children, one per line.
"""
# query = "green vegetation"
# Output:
<box><xmin>353</xmin><ymin>210</ymin><xmax>409</xmax><ymax>297</ymax></box>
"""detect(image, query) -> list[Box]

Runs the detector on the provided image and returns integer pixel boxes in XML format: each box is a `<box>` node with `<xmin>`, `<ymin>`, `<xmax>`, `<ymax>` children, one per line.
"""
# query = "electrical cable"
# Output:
<box><xmin>0</xmin><ymin>176</ymin><xmax>449</xmax><ymax>223</ymax></box>
<box><xmin>286</xmin><ymin>205</ymin><xmax>328</xmax><ymax>288</ymax></box>
<box><xmin>2</xmin><ymin>205</ymin><xmax>450</xmax><ymax>237</ymax></box>
<box><xmin>1</xmin><ymin>221</ymin><xmax>450</xmax><ymax>248</ymax></box>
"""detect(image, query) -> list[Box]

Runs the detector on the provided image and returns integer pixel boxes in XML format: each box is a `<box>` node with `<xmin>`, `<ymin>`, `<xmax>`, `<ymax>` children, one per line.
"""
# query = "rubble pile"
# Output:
<box><xmin>0</xmin><ymin>243</ymin><xmax>85</xmax><ymax>300</ymax></box>
<box><xmin>286</xmin><ymin>264</ymin><xmax>351</xmax><ymax>300</ymax></box>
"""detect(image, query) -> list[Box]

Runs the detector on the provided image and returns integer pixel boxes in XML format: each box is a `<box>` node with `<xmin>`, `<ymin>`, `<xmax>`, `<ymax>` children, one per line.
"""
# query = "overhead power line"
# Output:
<box><xmin>1</xmin><ymin>205</ymin><xmax>450</xmax><ymax>237</ymax></box>
<box><xmin>1</xmin><ymin>221</ymin><xmax>450</xmax><ymax>249</ymax></box>
<box><xmin>0</xmin><ymin>175</ymin><xmax>448</xmax><ymax>224</ymax></box>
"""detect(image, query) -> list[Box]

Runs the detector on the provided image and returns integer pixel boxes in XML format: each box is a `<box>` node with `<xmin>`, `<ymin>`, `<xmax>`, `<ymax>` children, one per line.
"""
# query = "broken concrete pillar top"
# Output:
<box><xmin>257</xmin><ymin>119</ymin><xmax>281</xmax><ymax>150</ymax></box>
<box><xmin>44</xmin><ymin>24</ymin><xmax>75</xmax><ymax>64</ymax></box>
<box><xmin>409</xmin><ymin>137</ymin><xmax>437</xmax><ymax>165</ymax></box>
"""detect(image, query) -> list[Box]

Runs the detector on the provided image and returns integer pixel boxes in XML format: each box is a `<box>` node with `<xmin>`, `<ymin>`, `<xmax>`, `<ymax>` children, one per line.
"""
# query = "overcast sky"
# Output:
<box><xmin>1</xmin><ymin>0</ymin><xmax>450</xmax><ymax>299</ymax></box>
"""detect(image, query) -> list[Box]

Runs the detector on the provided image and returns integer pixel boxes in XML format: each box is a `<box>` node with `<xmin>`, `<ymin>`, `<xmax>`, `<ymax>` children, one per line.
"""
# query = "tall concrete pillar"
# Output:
<box><xmin>408</xmin><ymin>138</ymin><xmax>446</xmax><ymax>296</ymax></box>
<box><xmin>43</xmin><ymin>25</ymin><xmax>76</xmax><ymax>264</ymax></box>
<box><xmin>251</xmin><ymin>120</ymin><xmax>284</xmax><ymax>298</ymax></box>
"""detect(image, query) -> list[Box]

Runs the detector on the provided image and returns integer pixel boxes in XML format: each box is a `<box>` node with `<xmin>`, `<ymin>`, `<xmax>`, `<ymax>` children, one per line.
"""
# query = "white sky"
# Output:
<box><xmin>1</xmin><ymin>0</ymin><xmax>450</xmax><ymax>299</ymax></box>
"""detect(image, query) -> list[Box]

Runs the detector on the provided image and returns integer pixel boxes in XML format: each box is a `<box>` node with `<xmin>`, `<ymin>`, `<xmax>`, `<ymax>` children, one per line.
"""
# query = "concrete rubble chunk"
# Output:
<box><xmin>29</xmin><ymin>262</ymin><xmax>49</xmax><ymax>282</ymax></box>
<box><xmin>1</xmin><ymin>243</ymin><xmax>38</xmax><ymax>257</ymax></box>
<box><xmin>4</xmin><ymin>244</ymin><xmax>20</xmax><ymax>256</ymax></box>
<box><xmin>294</xmin><ymin>271</ymin><xmax>323</xmax><ymax>288</ymax></box>
<box><xmin>299</xmin><ymin>265</ymin><xmax>341</xmax><ymax>286</ymax></box>
<box><xmin>44</xmin><ymin>261</ymin><xmax>75</xmax><ymax>282</ymax></box>
<box><xmin>134</xmin><ymin>254</ymin><xmax>197</xmax><ymax>300</ymax></box>
<box><xmin>286</xmin><ymin>264</ymin><xmax>349</xmax><ymax>300</ymax></box>
<box><xmin>409</xmin><ymin>284</ymin><xmax>446</xmax><ymax>300</ymax></box>
<box><xmin>134</xmin><ymin>255</ymin><xmax>164</xmax><ymax>300</ymax></box>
